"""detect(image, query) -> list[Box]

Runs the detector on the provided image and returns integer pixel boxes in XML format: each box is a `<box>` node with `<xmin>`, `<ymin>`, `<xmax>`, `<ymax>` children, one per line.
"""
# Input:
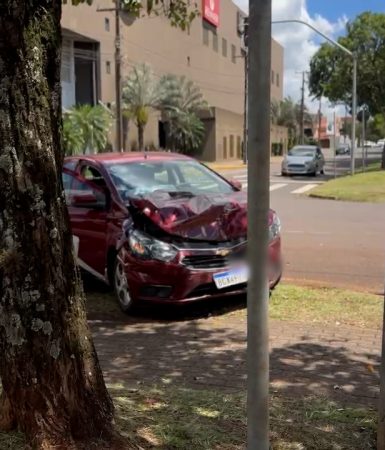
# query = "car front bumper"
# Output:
<box><xmin>119</xmin><ymin>238</ymin><xmax>282</xmax><ymax>304</ymax></box>
<box><xmin>282</xmin><ymin>165</ymin><xmax>315</xmax><ymax>175</ymax></box>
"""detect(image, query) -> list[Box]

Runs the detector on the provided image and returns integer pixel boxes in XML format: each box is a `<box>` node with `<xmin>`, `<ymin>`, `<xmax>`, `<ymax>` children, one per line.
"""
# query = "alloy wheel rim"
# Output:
<box><xmin>114</xmin><ymin>260</ymin><xmax>131</xmax><ymax>308</ymax></box>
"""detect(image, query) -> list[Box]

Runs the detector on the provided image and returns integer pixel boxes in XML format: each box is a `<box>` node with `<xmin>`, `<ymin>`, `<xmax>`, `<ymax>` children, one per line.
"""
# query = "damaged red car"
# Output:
<box><xmin>63</xmin><ymin>152</ymin><xmax>282</xmax><ymax>312</ymax></box>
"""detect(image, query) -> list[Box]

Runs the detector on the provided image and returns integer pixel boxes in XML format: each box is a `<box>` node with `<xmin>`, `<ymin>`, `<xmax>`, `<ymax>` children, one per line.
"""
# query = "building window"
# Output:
<box><xmin>231</xmin><ymin>44</ymin><xmax>236</xmax><ymax>63</ymax></box>
<box><xmin>272</xmin><ymin>70</ymin><xmax>274</xmax><ymax>84</ymax></box>
<box><xmin>213</xmin><ymin>34</ymin><xmax>218</xmax><ymax>52</ymax></box>
<box><xmin>106</xmin><ymin>61</ymin><xmax>111</xmax><ymax>74</ymax></box>
<box><xmin>230</xmin><ymin>135</ymin><xmax>234</xmax><ymax>158</ymax></box>
<box><xmin>222</xmin><ymin>38</ymin><xmax>227</xmax><ymax>57</ymax></box>
<box><xmin>223</xmin><ymin>137</ymin><xmax>228</xmax><ymax>159</ymax></box>
<box><xmin>105</xmin><ymin>17</ymin><xmax>110</xmax><ymax>31</ymax></box>
<box><xmin>276</xmin><ymin>73</ymin><xmax>280</xmax><ymax>87</ymax></box>
<box><xmin>237</xmin><ymin>136</ymin><xmax>242</xmax><ymax>159</ymax></box>
<box><xmin>203</xmin><ymin>27</ymin><xmax>209</xmax><ymax>46</ymax></box>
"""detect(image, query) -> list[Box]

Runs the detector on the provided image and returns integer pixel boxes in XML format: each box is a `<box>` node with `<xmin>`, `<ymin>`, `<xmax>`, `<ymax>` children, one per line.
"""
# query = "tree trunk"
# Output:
<box><xmin>381</xmin><ymin>145</ymin><xmax>385</xmax><ymax>170</ymax></box>
<box><xmin>138</xmin><ymin>123</ymin><xmax>144</xmax><ymax>150</ymax></box>
<box><xmin>0</xmin><ymin>2</ymin><xmax>115</xmax><ymax>448</ymax></box>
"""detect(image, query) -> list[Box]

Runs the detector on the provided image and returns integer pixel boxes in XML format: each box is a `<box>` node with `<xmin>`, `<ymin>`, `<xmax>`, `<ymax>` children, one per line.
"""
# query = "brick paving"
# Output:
<box><xmin>91</xmin><ymin>314</ymin><xmax>381</xmax><ymax>407</ymax></box>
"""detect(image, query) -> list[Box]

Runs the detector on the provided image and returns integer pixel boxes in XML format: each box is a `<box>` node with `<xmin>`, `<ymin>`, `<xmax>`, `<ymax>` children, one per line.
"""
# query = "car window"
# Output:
<box><xmin>63</xmin><ymin>169</ymin><xmax>106</xmax><ymax>209</ymax></box>
<box><xmin>105</xmin><ymin>160</ymin><xmax>234</xmax><ymax>200</ymax></box>
<box><xmin>80</xmin><ymin>165</ymin><xmax>108</xmax><ymax>190</ymax></box>
<box><xmin>288</xmin><ymin>146</ymin><xmax>316</xmax><ymax>157</ymax></box>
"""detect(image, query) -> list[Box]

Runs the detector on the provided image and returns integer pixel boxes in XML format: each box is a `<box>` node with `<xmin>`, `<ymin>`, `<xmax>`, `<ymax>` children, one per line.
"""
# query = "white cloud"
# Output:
<box><xmin>233</xmin><ymin>0</ymin><xmax>348</xmax><ymax>116</ymax></box>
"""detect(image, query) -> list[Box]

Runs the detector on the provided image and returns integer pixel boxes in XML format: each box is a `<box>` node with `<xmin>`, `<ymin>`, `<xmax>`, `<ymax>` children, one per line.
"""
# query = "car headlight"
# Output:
<box><xmin>305</xmin><ymin>161</ymin><xmax>312</xmax><ymax>167</ymax></box>
<box><xmin>269</xmin><ymin>213</ymin><xmax>281</xmax><ymax>242</ymax></box>
<box><xmin>128</xmin><ymin>230</ymin><xmax>178</xmax><ymax>262</ymax></box>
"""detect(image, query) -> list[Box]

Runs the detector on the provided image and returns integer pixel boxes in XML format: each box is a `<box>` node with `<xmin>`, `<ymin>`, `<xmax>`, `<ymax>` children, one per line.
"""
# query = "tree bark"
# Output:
<box><xmin>0</xmin><ymin>2</ymin><xmax>115</xmax><ymax>448</ymax></box>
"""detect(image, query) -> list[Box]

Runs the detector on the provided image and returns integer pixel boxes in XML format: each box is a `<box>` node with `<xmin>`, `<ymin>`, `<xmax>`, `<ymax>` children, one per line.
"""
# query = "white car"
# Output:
<box><xmin>282</xmin><ymin>145</ymin><xmax>325</xmax><ymax>177</ymax></box>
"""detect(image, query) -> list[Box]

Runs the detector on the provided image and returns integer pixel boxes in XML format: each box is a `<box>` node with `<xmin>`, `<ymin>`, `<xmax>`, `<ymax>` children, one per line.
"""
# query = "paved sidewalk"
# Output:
<box><xmin>91</xmin><ymin>313</ymin><xmax>381</xmax><ymax>407</ymax></box>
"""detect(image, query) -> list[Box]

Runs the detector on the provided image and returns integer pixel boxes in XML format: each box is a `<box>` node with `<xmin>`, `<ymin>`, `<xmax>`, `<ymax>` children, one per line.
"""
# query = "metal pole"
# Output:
<box><xmin>351</xmin><ymin>56</ymin><xmax>357</xmax><ymax>175</ymax></box>
<box><xmin>362</xmin><ymin>108</ymin><xmax>366</xmax><ymax>172</ymax></box>
<box><xmin>243</xmin><ymin>49</ymin><xmax>248</xmax><ymax>164</ymax></box>
<box><xmin>318</xmin><ymin>97</ymin><xmax>322</xmax><ymax>145</ymax></box>
<box><xmin>247</xmin><ymin>0</ymin><xmax>271</xmax><ymax>448</ymax></box>
<box><xmin>377</xmin><ymin>291</ymin><xmax>385</xmax><ymax>450</ymax></box>
<box><xmin>333</xmin><ymin>109</ymin><xmax>336</xmax><ymax>178</ymax></box>
<box><xmin>300</xmin><ymin>72</ymin><xmax>305</xmax><ymax>145</ymax></box>
<box><xmin>115</xmin><ymin>3</ymin><xmax>123</xmax><ymax>152</ymax></box>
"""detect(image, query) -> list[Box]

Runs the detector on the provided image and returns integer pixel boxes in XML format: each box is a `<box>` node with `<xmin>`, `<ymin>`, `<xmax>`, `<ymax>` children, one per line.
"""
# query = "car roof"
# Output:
<box><xmin>64</xmin><ymin>151</ymin><xmax>193</xmax><ymax>165</ymax></box>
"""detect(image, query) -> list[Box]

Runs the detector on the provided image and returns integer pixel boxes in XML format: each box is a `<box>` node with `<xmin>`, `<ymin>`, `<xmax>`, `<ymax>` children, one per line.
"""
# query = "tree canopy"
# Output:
<box><xmin>309</xmin><ymin>12</ymin><xmax>385</xmax><ymax>115</ymax></box>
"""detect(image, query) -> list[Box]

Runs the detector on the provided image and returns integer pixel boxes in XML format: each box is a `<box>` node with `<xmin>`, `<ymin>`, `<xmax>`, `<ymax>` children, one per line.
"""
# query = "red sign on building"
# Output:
<box><xmin>202</xmin><ymin>0</ymin><xmax>220</xmax><ymax>27</ymax></box>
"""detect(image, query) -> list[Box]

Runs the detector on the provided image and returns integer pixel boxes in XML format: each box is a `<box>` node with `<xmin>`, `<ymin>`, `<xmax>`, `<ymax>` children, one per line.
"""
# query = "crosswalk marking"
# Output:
<box><xmin>242</xmin><ymin>183</ymin><xmax>288</xmax><ymax>192</ymax></box>
<box><xmin>291</xmin><ymin>184</ymin><xmax>318</xmax><ymax>194</ymax></box>
<box><xmin>235</xmin><ymin>177</ymin><xmax>322</xmax><ymax>195</ymax></box>
<box><xmin>270</xmin><ymin>183</ymin><xmax>287</xmax><ymax>192</ymax></box>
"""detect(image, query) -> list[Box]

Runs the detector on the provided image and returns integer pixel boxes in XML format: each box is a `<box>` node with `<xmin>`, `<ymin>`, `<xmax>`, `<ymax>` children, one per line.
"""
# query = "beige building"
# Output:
<box><xmin>61</xmin><ymin>0</ymin><xmax>286</xmax><ymax>161</ymax></box>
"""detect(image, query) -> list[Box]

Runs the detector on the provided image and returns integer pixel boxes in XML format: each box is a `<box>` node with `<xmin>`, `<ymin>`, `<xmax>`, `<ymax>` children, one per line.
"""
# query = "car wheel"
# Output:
<box><xmin>113</xmin><ymin>256</ymin><xmax>135</xmax><ymax>313</ymax></box>
<box><xmin>281</xmin><ymin>171</ymin><xmax>287</xmax><ymax>177</ymax></box>
<box><xmin>310</xmin><ymin>169</ymin><xmax>317</xmax><ymax>177</ymax></box>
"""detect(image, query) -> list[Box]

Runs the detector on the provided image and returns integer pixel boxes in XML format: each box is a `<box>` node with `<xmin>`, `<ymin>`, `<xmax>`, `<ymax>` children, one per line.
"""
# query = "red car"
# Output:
<box><xmin>63</xmin><ymin>152</ymin><xmax>282</xmax><ymax>312</ymax></box>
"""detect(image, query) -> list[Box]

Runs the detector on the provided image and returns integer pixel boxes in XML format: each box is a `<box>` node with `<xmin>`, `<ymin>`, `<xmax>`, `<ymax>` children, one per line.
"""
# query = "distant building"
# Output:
<box><xmin>61</xmin><ymin>0</ymin><xmax>287</xmax><ymax>161</ymax></box>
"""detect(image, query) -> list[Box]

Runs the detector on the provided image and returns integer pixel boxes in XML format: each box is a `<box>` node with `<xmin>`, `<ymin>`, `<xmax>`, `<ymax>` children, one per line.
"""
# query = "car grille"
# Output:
<box><xmin>288</xmin><ymin>164</ymin><xmax>305</xmax><ymax>169</ymax></box>
<box><xmin>182</xmin><ymin>247</ymin><xmax>246</xmax><ymax>270</ymax></box>
<box><xmin>187</xmin><ymin>282</ymin><xmax>247</xmax><ymax>298</ymax></box>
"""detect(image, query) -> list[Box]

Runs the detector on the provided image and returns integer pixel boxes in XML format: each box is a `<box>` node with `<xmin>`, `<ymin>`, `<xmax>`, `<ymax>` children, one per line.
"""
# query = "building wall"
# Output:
<box><xmin>61</xmin><ymin>0</ymin><xmax>285</xmax><ymax>158</ymax></box>
<box><xmin>62</xmin><ymin>0</ymin><xmax>116</xmax><ymax>105</ymax></box>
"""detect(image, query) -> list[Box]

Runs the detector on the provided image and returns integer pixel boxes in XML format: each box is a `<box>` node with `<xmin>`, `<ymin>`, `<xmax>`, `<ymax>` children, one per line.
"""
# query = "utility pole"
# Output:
<box><xmin>351</xmin><ymin>55</ymin><xmax>357</xmax><ymax>175</ymax></box>
<box><xmin>318</xmin><ymin>96</ymin><xmax>322</xmax><ymax>145</ymax></box>
<box><xmin>98</xmin><ymin>1</ymin><xmax>123</xmax><ymax>152</ymax></box>
<box><xmin>247</xmin><ymin>0</ymin><xmax>271</xmax><ymax>448</ymax></box>
<box><xmin>362</xmin><ymin>107</ymin><xmax>366</xmax><ymax>172</ymax></box>
<box><xmin>378</xmin><ymin>290</ymin><xmax>385</xmax><ymax>450</ymax></box>
<box><xmin>300</xmin><ymin>71</ymin><xmax>306</xmax><ymax>145</ymax></box>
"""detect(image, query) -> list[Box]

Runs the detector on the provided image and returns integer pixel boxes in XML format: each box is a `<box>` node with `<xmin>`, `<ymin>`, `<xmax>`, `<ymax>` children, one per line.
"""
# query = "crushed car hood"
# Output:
<box><xmin>130</xmin><ymin>190</ymin><xmax>248</xmax><ymax>241</ymax></box>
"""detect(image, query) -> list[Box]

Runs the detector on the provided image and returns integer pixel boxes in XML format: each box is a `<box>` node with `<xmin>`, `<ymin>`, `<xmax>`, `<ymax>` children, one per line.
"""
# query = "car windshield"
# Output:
<box><xmin>288</xmin><ymin>147</ymin><xmax>316</xmax><ymax>157</ymax></box>
<box><xmin>105</xmin><ymin>159</ymin><xmax>234</xmax><ymax>201</ymax></box>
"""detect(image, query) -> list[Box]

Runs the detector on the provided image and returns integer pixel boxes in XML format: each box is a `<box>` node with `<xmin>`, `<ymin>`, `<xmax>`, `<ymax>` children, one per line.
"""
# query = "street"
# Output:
<box><xmin>220</xmin><ymin>147</ymin><xmax>385</xmax><ymax>293</ymax></box>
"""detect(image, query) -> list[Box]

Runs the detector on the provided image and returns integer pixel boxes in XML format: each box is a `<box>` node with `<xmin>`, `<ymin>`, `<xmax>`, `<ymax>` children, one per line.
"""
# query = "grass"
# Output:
<box><xmin>309</xmin><ymin>166</ymin><xmax>385</xmax><ymax>202</ymax></box>
<box><xmin>85</xmin><ymin>282</ymin><xmax>383</xmax><ymax>329</ymax></box>
<box><xmin>0</xmin><ymin>384</ymin><xmax>376</xmax><ymax>450</ymax></box>
<box><xmin>269</xmin><ymin>284</ymin><xmax>382</xmax><ymax>329</ymax></box>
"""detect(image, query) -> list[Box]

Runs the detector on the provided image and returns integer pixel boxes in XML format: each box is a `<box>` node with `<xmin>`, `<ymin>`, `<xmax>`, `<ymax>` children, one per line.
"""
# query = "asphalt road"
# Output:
<box><xmin>220</xmin><ymin>147</ymin><xmax>385</xmax><ymax>294</ymax></box>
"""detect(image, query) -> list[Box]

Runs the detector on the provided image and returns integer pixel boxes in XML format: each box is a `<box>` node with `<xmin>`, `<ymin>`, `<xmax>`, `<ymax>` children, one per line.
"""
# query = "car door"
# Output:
<box><xmin>63</xmin><ymin>168</ymin><xmax>109</xmax><ymax>279</ymax></box>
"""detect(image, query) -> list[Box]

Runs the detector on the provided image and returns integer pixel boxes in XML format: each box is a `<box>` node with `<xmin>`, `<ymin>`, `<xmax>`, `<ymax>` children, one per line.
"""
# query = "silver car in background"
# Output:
<box><xmin>281</xmin><ymin>145</ymin><xmax>325</xmax><ymax>177</ymax></box>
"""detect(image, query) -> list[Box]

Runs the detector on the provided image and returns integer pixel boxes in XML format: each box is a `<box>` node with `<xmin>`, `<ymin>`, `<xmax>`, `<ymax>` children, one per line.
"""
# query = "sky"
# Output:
<box><xmin>233</xmin><ymin>0</ymin><xmax>384</xmax><ymax>115</ymax></box>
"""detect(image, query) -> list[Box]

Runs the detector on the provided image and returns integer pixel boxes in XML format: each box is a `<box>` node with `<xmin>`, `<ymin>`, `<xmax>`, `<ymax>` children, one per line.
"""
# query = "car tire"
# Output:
<box><xmin>310</xmin><ymin>170</ymin><xmax>317</xmax><ymax>177</ymax></box>
<box><xmin>113</xmin><ymin>256</ymin><xmax>135</xmax><ymax>313</ymax></box>
<box><xmin>281</xmin><ymin>171</ymin><xmax>287</xmax><ymax>177</ymax></box>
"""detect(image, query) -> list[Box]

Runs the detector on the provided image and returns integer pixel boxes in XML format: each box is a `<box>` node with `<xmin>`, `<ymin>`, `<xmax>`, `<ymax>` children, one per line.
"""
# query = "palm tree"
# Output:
<box><xmin>62</xmin><ymin>104</ymin><xmax>112</xmax><ymax>155</ymax></box>
<box><xmin>122</xmin><ymin>63</ymin><xmax>169</xmax><ymax>150</ymax></box>
<box><xmin>167</xmin><ymin>111</ymin><xmax>205</xmax><ymax>153</ymax></box>
<box><xmin>160</xmin><ymin>74</ymin><xmax>208</xmax><ymax>152</ymax></box>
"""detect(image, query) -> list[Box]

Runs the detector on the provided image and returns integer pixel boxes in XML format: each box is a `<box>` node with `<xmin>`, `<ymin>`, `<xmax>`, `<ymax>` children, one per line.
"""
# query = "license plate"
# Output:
<box><xmin>213</xmin><ymin>267</ymin><xmax>248</xmax><ymax>289</ymax></box>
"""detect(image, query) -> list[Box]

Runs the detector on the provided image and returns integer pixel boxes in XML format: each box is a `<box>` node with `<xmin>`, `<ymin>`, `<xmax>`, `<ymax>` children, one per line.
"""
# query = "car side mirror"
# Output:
<box><xmin>72</xmin><ymin>191</ymin><xmax>106</xmax><ymax>209</ymax></box>
<box><xmin>229</xmin><ymin>178</ymin><xmax>242</xmax><ymax>191</ymax></box>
